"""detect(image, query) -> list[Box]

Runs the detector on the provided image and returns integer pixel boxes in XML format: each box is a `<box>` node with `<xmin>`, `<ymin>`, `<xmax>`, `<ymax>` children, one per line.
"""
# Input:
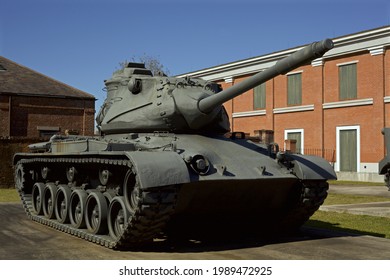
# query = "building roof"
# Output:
<box><xmin>0</xmin><ymin>56</ymin><xmax>95</xmax><ymax>100</ymax></box>
<box><xmin>177</xmin><ymin>25</ymin><xmax>390</xmax><ymax>82</ymax></box>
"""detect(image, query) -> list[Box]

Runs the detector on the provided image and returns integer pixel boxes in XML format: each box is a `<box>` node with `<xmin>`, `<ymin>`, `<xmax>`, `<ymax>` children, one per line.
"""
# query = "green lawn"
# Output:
<box><xmin>324</xmin><ymin>193</ymin><xmax>390</xmax><ymax>205</ymax></box>
<box><xmin>0</xmin><ymin>188</ymin><xmax>19</xmax><ymax>202</ymax></box>
<box><xmin>328</xmin><ymin>180</ymin><xmax>384</xmax><ymax>186</ymax></box>
<box><xmin>305</xmin><ymin>191</ymin><xmax>390</xmax><ymax>239</ymax></box>
<box><xmin>306</xmin><ymin>211</ymin><xmax>390</xmax><ymax>239</ymax></box>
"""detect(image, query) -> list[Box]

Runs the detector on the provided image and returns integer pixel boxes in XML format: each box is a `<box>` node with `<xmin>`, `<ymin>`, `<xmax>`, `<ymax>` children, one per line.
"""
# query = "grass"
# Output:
<box><xmin>0</xmin><ymin>188</ymin><xmax>19</xmax><ymax>202</ymax></box>
<box><xmin>305</xmin><ymin>191</ymin><xmax>390</xmax><ymax>239</ymax></box>
<box><xmin>328</xmin><ymin>180</ymin><xmax>384</xmax><ymax>186</ymax></box>
<box><xmin>324</xmin><ymin>193</ymin><xmax>390</xmax><ymax>205</ymax></box>
<box><xmin>306</xmin><ymin>211</ymin><xmax>390</xmax><ymax>239</ymax></box>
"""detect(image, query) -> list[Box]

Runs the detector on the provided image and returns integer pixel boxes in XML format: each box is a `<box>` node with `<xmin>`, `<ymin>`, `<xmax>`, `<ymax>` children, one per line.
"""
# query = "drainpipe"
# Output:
<box><xmin>8</xmin><ymin>95</ymin><xmax>11</xmax><ymax>137</ymax></box>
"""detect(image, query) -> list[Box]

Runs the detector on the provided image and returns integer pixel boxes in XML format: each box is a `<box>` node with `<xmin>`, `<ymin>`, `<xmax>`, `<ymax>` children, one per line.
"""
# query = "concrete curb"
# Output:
<box><xmin>321</xmin><ymin>184</ymin><xmax>390</xmax><ymax>218</ymax></box>
<box><xmin>320</xmin><ymin>202</ymin><xmax>390</xmax><ymax>218</ymax></box>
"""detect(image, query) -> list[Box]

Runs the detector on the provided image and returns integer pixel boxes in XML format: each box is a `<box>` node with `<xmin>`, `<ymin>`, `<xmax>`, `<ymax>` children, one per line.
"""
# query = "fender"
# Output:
<box><xmin>289</xmin><ymin>154</ymin><xmax>337</xmax><ymax>180</ymax></box>
<box><xmin>125</xmin><ymin>151</ymin><xmax>190</xmax><ymax>189</ymax></box>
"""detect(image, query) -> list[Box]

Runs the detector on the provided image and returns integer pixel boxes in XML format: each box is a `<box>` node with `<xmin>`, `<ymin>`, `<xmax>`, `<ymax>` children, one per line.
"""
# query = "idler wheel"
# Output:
<box><xmin>108</xmin><ymin>196</ymin><xmax>129</xmax><ymax>240</ymax></box>
<box><xmin>15</xmin><ymin>163</ymin><xmax>26</xmax><ymax>190</ymax></box>
<box><xmin>85</xmin><ymin>191</ymin><xmax>108</xmax><ymax>234</ymax></box>
<box><xmin>43</xmin><ymin>183</ymin><xmax>58</xmax><ymax>219</ymax></box>
<box><xmin>69</xmin><ymin>189</ymin><xmax>88</xmax><ymax>229</ymax></box>
<box><xmin>15</xmin><ymin>163</ymin><xmax>33</xmax><ymax>192</ymax></box>
<box><xmin>32</xmin><ymin>183</ymin><xmax>45</xmax><ymax>215</ymax></box>
<box><xmin>55</xmin><ymin>185</ymin><xmax>71</xmax><ymax>223</ymax></box>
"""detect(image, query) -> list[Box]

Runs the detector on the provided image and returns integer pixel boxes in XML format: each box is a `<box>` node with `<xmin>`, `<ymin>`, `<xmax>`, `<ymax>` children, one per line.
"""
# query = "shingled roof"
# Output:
<box><xmin>0</xmin><ymin>56</ymin><xmax>95</xmax><ymax>100</ymax></box>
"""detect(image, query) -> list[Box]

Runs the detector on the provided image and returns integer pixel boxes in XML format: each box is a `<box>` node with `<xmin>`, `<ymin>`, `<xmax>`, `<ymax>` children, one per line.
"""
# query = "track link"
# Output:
<box><xmin>15</xmin><ymin>157</ymin><xmax>178</xmax><ymax>249</ymax></box>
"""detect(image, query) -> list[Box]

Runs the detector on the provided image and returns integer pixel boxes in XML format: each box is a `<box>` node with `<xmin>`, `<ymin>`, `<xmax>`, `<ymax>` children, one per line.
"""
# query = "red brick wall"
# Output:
<box><xmin>0</xmin><ymin>138</ymin><xmax>42</xmax><ymax>188</ymax></box>
<box><xmin>0</xmin><ymin>94</ymin><xmax>95</xmax><ymax>188</ymax></box>
<box><xmin>218</xmin><ymin>48</ymin><xmax>388</xmax><ymax>166</ymax></box>
<box><xmin>0</xmin><ymin>95</ymin><xmax>10</xmax><ymax>137</ymax></box>
<box><xmin>323</xmin><ymin>52</ymin><xmax>386</xmax><ymax>163</ymax></box>
<box><xmin>8</xmin><ymin>96</ymin><xmax>95</xmax><ymax>137</ymax></box>
<box><xmin>221</xmin><ymin>81</ymin><xmax>234</xmax><ymax>130</ymax></box>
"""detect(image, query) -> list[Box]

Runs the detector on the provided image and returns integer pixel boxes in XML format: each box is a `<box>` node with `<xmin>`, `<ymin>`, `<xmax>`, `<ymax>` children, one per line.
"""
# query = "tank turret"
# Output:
<box><xmin>97</xmin><ymin>39</ymin><xmax>333</xmax><ymax>134</ymax></box>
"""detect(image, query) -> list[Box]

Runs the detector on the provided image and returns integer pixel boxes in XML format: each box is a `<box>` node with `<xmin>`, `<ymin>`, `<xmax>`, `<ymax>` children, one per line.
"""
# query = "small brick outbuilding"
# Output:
<box><xmin>0</xmin><ymin>56</ymin><xmax>95</xmax><ymax>138</ymax></box>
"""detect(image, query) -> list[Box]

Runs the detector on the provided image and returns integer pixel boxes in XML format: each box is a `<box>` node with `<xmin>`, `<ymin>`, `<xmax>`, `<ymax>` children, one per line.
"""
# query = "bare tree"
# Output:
<box><xmin>116</xmin><ymin>54</ymin><xmax>170</xmax><ymax>76</ymax></box>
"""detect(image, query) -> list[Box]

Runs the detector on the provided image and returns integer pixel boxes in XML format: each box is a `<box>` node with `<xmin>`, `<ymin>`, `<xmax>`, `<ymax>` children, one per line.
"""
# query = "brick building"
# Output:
<box><xmin>178</xmin><ymin>26</ymin><xmax>390</xmax><ymax>182</ymax></box>
<box><xmin>0</xmin><ymin>56</ymin><xmax>95</xmax><ymax>138</ymax></box>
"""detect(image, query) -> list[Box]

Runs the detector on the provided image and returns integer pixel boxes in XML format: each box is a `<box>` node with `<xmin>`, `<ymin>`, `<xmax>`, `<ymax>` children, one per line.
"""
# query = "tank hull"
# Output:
<box><xmin>14</xmin><ymin>133</ymin><xmax>334</xmax><ymax>249</ymax></box>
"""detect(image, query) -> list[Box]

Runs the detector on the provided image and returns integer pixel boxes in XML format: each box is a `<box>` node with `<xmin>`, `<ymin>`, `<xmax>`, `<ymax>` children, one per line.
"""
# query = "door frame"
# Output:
<box><xmin>336</xmin><ymin>125</ymin><xmax>360</xmax><ymax>172</ymax></box>
<box><xmin>284</xmin><ymin>128</ymin><xmax>304</xmax><ymax>154</ymax></box>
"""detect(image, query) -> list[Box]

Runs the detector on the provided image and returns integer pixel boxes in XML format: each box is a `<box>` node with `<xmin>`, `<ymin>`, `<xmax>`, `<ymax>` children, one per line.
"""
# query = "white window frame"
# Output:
<box><xmin>335</xmin><ymin>125</ymin><xmax>360</xmax><ymax>172</ymax></box>
<box><xmin>284</xmin><ymin>128</ymin><xmax>304</xmax><ymax>154</ymax></box>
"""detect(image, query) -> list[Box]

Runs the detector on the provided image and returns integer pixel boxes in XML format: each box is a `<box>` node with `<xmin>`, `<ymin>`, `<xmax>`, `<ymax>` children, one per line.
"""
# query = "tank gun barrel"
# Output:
<box><xmin>198</xmin><ymin>39</ymin><xmax>334</xmax><ymax>113</ymax></box>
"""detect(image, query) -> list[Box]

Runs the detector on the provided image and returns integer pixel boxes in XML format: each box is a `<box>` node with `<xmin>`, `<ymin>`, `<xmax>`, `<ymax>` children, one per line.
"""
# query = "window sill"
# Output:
<box><xmin>232</xmin><ymin>109</ymin><xmax>266</xmax><ymax>118</ymax></box>
<box><xmin>323</xmin><ymin>98</ymin><xmax>373</xmax><ymax>109</ymax></box>
<box><xmin>273</xmin><ymin>104</ymin><xmax>314</xmax><ymax>114</ymax></box>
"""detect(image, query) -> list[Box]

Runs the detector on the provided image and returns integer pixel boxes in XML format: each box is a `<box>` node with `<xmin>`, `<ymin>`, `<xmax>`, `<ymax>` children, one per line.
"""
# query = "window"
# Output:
<box><xmin>284</xmin><ymin>129</ymin><xmax>304</xmax><ymax>154</ymax></box>
<box><xmin>253</xmin><ymin>82</ymin><xmax>266</xmax><ymax>109</ymax></box>
<box><xmin>37</xmin><ymin>126</ymin><xmax>59</xmax><ymax>139</ymax></box>
<box><xmin>0</xmin><ymin>64</ymin><xmax>6</xmax><ymax>71</ymax></box>
<box><xmin>287</xmin><ymin>73</ymin><xmax>302</xmax><ymax>105</ymax></box>
<box><xmin>39</xmin><ymin>130</ymin><xmax>58</xmax><ymax>138</ymax></box>
<box><xmin>339</xmin><ymin>63</ymin><xmax>357</xmax><ymax>100</ymax></box>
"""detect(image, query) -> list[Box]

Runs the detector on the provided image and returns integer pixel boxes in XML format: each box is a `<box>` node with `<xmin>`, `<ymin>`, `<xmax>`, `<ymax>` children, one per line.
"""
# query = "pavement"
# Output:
<box><xmin>2</xmin><ymin>202</ymin><xmax>390</xmax><ymax>259</ymax></box>
<box><xmin>321</xmin><ymin>184</ymin><xmax>390</xmax><ymax>218</ymax></box>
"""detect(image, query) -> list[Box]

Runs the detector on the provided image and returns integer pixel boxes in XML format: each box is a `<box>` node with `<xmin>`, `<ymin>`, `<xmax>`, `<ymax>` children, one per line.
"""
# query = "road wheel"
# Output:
<box><xmin>43</xmin><ymin>183</ymin><xmax>58</xmax><ymax>219</ymax></box>
<box><xmin>108</xmin><ymin>196</ymin><xmax>129</xmax><ymax>240</ymax></box>
<box><xmin>32</xmin><ymin>183</ymin><xmax>45</xmax><ymax>215</ymax></box>
<box><xmin>69</xmin><ymin>189</ymin><xmax>88</xmax><ymax>228</ymax></box>
<box><xmin>85</xmin><ymin>191</ymin><xmax>108</xmax><ymax>234</ymax></box>
<box><xmin>55</xmin><ymin>185</ymin><xmax>71</xmax><ymax>223</ymax></box>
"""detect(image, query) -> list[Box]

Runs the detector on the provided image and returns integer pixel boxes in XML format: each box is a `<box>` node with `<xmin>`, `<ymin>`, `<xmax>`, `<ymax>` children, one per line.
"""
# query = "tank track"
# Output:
<box><xmin>277</xmin><ymin>180</ymin><xmax>329</xmax><ymax>232</ymax></box>
<box><xmin>14</xmin><ymin>157</ymin><xmax>178</xmax><ymax>249</ymax></box>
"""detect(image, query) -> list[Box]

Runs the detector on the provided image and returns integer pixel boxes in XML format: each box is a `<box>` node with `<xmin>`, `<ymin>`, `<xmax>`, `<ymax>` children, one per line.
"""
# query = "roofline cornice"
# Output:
<box><xmin>0</xmin><ymin>91</ymin><xmax>96</xmax><ymax>100</ymax></box>
<box><xmin>176</xmin><ymin>25</ymin><xmax>390</xmax><ymax>81</ymax></box>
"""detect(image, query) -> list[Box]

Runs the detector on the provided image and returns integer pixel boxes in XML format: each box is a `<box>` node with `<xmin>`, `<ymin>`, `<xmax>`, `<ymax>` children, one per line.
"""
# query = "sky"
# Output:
<box><xmin>1</xmin><ymin>0</ymin><xmax>389</xmax><ymax>113</ymax></box>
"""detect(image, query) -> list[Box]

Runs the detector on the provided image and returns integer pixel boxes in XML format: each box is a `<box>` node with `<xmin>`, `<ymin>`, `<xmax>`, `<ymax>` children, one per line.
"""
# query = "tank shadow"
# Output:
<box><xmin>116</xmin><ymin>224</ymin><xmax>377</xmax><ymax>253</ymax></box>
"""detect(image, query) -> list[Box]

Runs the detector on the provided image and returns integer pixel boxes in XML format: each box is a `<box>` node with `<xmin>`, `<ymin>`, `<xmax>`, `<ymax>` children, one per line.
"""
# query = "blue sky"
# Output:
<box><xmin>1</xmin><ymin>0</ymin><xmax>389</xmax><ymax>112</ymax></box>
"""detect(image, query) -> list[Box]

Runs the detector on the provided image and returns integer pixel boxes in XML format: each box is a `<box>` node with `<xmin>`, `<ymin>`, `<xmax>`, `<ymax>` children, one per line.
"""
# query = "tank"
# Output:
<box><xmin>14</xmin><ymin>39</ymin><xmax>336</xmax><ymax>249</ymax></box>
<box><xmin>379</xmin><ymin>128</ymin><xmax>390</xmax><ymax>190</ymax></box>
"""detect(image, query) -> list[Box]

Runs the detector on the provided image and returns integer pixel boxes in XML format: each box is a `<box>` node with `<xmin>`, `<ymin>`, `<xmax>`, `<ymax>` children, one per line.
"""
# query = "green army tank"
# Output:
<box><xmin>14</xmin><ymin>39</ymin><xmax>336</xmax><ymax>249</ymax></box>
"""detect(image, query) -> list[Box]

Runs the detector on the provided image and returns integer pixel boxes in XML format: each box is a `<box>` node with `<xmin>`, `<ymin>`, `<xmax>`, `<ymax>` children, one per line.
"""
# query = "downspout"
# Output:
<box><xmin>8</xmin><ymin>95</ymin><xmax>11</xmax><ymax>136</ymax></box>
